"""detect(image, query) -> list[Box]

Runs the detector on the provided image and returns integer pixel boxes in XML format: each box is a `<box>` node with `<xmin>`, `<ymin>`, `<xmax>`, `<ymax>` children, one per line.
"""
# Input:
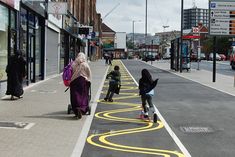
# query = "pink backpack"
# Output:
<box><xmin>62</xmin><ymin>61</ymin><xmax>73</xmax><ymax>86</ymax></box>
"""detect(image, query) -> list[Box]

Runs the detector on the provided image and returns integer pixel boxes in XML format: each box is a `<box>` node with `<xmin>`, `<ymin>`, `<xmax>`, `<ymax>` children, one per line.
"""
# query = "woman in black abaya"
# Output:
<box><xmin>5</xmin><ymin>51</ymin><xmax>26</xmax><ymax>100</ymax></box>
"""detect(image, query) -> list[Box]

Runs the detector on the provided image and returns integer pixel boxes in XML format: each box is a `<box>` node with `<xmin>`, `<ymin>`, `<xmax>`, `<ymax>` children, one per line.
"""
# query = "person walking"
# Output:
<box><xmin>104</xmin><ymin>65</ymin><xmax>121</xmax><ymax>102</ymax></box>
<box><xmin>108</xmin><ymin>53</ymin><xmax>113</xmax><ymax>65</ymax></box>
<box><xmin>70</xmin><ymin>52</ymin><xmax>91</xmax><ymax>119</ymax></box>
<box><xmin>104</xmin><ymin>52</ymin><xmax>109</xmax><ymax>65</ymax></box>
<box><xmin>5</xmin><ymin>50</ymin><xmax>26</xmax><ymax>100</ymax></box>
<box><xmin>139</xmin><ymin>69</ymin><xmax>159</xmax><ymax>123</ymax></box>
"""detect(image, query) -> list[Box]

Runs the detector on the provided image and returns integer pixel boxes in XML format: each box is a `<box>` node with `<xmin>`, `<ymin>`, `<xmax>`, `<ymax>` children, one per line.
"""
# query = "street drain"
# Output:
<box><xmin>180</xmin><ymin>126</ymin><xmax>214</xmax><ymax>133</ymax></box>
<box><xmin>91</xmin><ymin>129</ymin><xmax>114</xmax><ymax>134</ymax></box>
<box><xmin>0</xmin><ymin>121</ymin><xmax>35</xmax><ymax>130</ymax></box>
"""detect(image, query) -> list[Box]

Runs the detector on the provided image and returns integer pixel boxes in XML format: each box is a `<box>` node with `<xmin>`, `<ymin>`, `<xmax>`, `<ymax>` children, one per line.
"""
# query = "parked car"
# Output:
<box><xmin>155</xmin><ymin>54</ymin><xmax>161</xmax><ymax>60</ymax></box>
<box><xmin>230</xmin><ymin>52</ymin><xmax>235</xmax><ymax>70</ymax></box>
<box><xmin>200</xmin><ymin>52</ymin><xmax>206</xmax><ymax>60</ymax></box>
<box><xmin>219</xmin><ymin>54</ymin><xmax>226</xmax><ymax>61</ymax></box>
<box><xmin>142</xmin><ymin>54</ymin><xmax>155</xmax><ymax>62</ymax></box>
<box><xmin>209</xmin><ymin>53</ymin><xmax>221</xmax><ymax>61</ymax></box>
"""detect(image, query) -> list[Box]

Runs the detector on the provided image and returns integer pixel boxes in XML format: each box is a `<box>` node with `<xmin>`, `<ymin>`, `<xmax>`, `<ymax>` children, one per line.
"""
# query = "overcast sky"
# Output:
<box><xmin>96</xmin><ymin>0</ymin><xmax>208</xmax><ymax>35</ymax></box>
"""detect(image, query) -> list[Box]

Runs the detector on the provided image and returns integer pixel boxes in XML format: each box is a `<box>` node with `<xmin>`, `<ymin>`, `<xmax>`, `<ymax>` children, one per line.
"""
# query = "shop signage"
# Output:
<box><xmin>192</xmin><ymin>27</ymin><xmax>199</xmax><ymax>33</ymax></box>
<box><xmin>0</xmin><ymin>0</ymin><xmax>19</xmax><ymax>10</ymax></box>
<box><xmin>210</xmin><ymin>0</ymin><xmax>235</xmax><ymax>36</ymax></box>
<box><xmin>47</xmin><ymin>2</ymin><xmax>67</xmax><ymax>15</ymax></box>
<box><xmin>78</xmin><ymin>27</ymin><xmax>89</xmax><ymax>35</ymax></box>
<box><xmin>48</xmin><ymin>14</ymin><xmax>62</xmax><ymax>28</ymax></box>
<box><xmin>182</xmin><ymin>35</ymin><xmax>200</xmax><ymax>39</ymax></box>
<box><xmin>21</xmin><ymin>0</ymin><xmax>46</xmax><ymax>17</ymax></box>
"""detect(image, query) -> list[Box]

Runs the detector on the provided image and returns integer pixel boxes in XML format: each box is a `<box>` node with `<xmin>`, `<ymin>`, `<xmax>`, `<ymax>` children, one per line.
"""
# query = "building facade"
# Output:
<box><xmin>183</xmin><ymin>7</ymin><xmax>209</xmax><ymax>29</ymax></box>
<box><xmin>0</xmin><ymin>0</ymin><xmax>102</xmax><ymax>97</ymax></box>
<box><xmin>0</xmin><ymin>0</ymin><xmax>20</xmax><ymax>97</ymax></box>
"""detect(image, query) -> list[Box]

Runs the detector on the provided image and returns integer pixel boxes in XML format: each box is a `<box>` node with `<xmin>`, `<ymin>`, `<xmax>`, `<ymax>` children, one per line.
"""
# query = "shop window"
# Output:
<box><xmin>19</xmin><ymin>8</ymin><xmax>27</xmax><ymax>59</ymax></box>
<box><xmin>0</xmin><ymin>5</ymin><xmax>9</xmax><ymax>82</ymax></box>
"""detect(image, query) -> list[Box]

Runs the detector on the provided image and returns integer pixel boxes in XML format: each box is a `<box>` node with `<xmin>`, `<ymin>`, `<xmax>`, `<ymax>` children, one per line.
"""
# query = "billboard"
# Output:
<box><xmin>102</xmin><ymin>38</ymin><xmax>114</xmax><ymax>49</ymax></box>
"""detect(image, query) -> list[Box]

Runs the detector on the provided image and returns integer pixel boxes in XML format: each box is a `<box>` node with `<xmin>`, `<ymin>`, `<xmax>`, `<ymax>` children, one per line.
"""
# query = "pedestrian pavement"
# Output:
<box><xmin>145</xmin><ymin>60</ymin><xmax>235</xmax><ymax>97</ymax></box>
<box><xmin>0</xmin><ymin>60</ymin><xmax>108</xmax><ymax>157</ymax></box>
<box><xmin>0</xmin><ymin>59</ymin><xmax>234</xmax><ymax>157</ymax></box>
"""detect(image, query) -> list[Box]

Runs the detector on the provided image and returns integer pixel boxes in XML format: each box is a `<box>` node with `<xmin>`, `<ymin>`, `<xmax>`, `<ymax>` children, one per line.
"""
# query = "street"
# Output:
<box><xmin>81</xmin><ymin>60</ymin><xmax>235</xmax><ymax>157</ymax></box>
<box><xmin>1</xmin><ymin>59</ymin><xmax>235</xmax><ymax>157</ymax></box>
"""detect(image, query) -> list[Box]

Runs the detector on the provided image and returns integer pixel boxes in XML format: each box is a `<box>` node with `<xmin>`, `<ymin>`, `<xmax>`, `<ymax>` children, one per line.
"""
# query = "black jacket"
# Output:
<box><xmin>139</xmin><ymin>78</ymin><xmax>158</xmax><ymax>96</ymax></box>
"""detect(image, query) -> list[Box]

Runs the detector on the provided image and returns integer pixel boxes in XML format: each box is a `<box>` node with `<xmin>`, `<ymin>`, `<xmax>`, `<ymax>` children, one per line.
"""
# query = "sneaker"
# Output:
<box><xmin>144</xmin><ymin>114</ymin><xmax>149</xmax><ymax>118</ymax></box>
<box><xmin>108</xmin><ymin>99</ymin><xmax>113</xmax><ymax>102</ymax></box>
<box><xmin>153</xmin><ymin>113</ymin><xmax>157</xmax><ymax>123</ymax></box>
<box><xmin>104</xmin><ymin>98</ymin><xmax>108</xmax><ymax>101</ymax></box>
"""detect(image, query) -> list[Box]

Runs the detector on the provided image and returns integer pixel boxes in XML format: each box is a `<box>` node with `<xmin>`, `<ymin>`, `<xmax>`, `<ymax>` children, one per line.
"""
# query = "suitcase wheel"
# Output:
<box><xmin>86</xmin><ymin>106</ymin><xmax>91</xmax><ymax>115</ymax></box>
<box><xmin>67</xmin><ymin>104</ymin><xmax>72</xmax><ymax>114</ymax></box>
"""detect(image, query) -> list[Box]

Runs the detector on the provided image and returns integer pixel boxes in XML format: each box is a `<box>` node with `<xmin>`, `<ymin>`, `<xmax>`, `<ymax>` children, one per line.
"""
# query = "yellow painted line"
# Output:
<box><xmin>112</xmin><ymin>95</ymin><xmax>140</xmax><ymax>100</ymax></box>
<box><xmin>87</xmin><ymin>60</ymin><xmax>185</xmax><ymax>157</ymax></box>
<box><xmin>121</xmin><ymin>82</ymin><xmax>136</xmax><ymax>85</ymax></box>
<box><xmin>87</xmin><ymin>135</ymin><xmax>170</xmax><ymax>157</ymax></box>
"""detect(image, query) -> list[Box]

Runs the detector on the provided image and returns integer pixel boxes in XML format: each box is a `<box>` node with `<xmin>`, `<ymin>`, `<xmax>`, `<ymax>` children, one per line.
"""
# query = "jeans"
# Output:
<box><xmin>141</xmin><ymin>94</ymin><xmax>154</xmax><ymax>113</ymax></box>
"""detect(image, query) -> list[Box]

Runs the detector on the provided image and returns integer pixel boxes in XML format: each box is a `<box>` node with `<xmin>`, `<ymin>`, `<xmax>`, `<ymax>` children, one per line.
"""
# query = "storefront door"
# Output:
<box><xmin>28</xmin><ymin>31</ymin><xmax>35</xmax><ymax>83</ymax></box>
<box><xmin>20</xmin><ymin>7</ymin><xmax>44</xmax><ymax>85</ymax></box>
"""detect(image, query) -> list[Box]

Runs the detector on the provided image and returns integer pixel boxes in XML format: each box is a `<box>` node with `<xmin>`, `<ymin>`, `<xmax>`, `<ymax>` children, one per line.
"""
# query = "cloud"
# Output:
<box><xmin>97</xmin><ymin>0</ymin><xmax>208</xmax><ymax>34</ymax></box>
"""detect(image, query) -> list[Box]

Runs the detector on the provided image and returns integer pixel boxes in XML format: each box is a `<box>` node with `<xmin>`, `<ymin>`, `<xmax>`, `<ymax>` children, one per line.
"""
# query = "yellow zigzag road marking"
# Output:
<box><xmin>87</xmin><ymin>60</ymin><xmax>185</xmax><ymax>157</ymax></box>
<box><xmin>101</xmin><ymin>91</ymin><xmax>138</xmax><ymax>96</ymax></box>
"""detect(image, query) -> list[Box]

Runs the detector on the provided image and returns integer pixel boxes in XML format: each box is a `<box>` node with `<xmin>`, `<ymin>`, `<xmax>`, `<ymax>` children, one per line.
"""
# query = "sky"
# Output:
<box><xmin>96</xmin><ymin>0</ymin><xmax>208</xmax><ymax>35</ymax></box>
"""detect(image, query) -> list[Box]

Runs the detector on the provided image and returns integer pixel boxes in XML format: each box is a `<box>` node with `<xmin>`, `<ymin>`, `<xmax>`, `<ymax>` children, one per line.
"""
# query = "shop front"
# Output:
<box><xmin>19</xmin><ymin>1</ymin><xmax>46</xmax><ymax>85</ymax></box>
<box><xmin>61</xmin><ymin>12</ymin><xmax>81</xmax><ymax>69</ymax></box>
<box><xmin>0</xmin><ymin>1</ymin><xmax>18</xmax><ymax>97</ymax></box>
<box><xmin>45</xmin><ymin>13</ymin><xmax>62</xmax><ymax>77</ymax></box>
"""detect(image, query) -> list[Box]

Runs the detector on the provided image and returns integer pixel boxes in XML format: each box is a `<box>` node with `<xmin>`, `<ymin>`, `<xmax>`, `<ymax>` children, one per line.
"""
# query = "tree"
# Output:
<box><xmin>126</xmin><ymin>39</ymin><xmax>134</xmax><ymax>49</ymax></box>
<box><xmin>202</xmin><ymin>36</ymin><xmax>231</xmax><ymax>56</ymax></box>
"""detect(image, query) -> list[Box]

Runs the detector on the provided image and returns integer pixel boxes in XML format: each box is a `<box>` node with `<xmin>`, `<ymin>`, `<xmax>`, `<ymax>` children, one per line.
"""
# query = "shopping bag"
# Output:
<box><xmin>114</xmin><ymin>85</ymin><xmax>121</xmax><ymax>94</ymax></box>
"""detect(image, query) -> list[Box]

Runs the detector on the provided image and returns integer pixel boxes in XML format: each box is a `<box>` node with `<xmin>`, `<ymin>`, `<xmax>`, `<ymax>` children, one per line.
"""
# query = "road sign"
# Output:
<box><xmin>192</xmin><ymin>27</ymin><xmax>199</xmax><ymax>33</ymax></box>
<box><xmin>209</xmin><ymin>0</ymin><xmax>235</xmax><ymax>36</ymax></box>
<box><xmin>210</xmin><ymin>1</ymin><xmax>235</xmax><ymax>11</ymax></box>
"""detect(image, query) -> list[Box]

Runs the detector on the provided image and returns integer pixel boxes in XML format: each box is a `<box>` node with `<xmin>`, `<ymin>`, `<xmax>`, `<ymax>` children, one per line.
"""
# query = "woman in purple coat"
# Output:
<box><xmin>70</xmin><ymin>53</ymin><xmax>91</xmax><ymax>119</ymax></box>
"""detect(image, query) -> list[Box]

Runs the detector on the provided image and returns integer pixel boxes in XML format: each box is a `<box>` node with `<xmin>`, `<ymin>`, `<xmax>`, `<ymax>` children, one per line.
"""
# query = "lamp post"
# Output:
<box><xmin>132</xmin><ymin>20</ymin><xmax>141</xmax><ymax>51</ymax></box>
<box><xmin>180</xmin><ymin>0</ymin><xmax>184</xmax><ymax>73</ymax></box>
<box><xmin>145</xmin><ymin>0</ymin><xmax>148</xmax><ymax>58</ymax></box>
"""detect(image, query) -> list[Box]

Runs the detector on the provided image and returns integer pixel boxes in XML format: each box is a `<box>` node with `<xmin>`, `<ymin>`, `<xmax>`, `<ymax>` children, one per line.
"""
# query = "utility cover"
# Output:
<box><xmin>0</xmin><ymin>121</ymin><xmax>34</xmax><ymax>130</ymax></box>
<box><xmin>180</xmin><ymin>126</ymin><xmax>214</xmax><ymax>133</ymax></box>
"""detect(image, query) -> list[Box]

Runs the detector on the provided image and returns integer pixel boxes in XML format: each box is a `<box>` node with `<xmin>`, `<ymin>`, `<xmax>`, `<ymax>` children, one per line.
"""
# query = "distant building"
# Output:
<box><xmin>115</xmin><ymin>32</ymin><xmax>126</xmax><ymax>50</ymax></box>
<box><xmin>114</xmin><ymin>32</ymin><xmax>127</xmax><ymax>59</ymax></box>
<box><xmin>183</xmin><ymin>7</ymin><xmax>209</xmax><ymax>29</ymax></box>
<box><xmin>101</xmin><ymin>24</ymin><xmax>127</xmax><ymax>59</ymax></box>
<box><xmin>101</xmin><ymin>23</ymin><xmax>115</xmax><ymax>51</ymax></box>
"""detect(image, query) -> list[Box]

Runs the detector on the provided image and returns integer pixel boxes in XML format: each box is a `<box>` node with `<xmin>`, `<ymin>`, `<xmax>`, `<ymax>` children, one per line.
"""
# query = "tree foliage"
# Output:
<box><xmin>202</xmin><ymin>36</ymin><xmax>231</xmax><ymax>56</ymax></box>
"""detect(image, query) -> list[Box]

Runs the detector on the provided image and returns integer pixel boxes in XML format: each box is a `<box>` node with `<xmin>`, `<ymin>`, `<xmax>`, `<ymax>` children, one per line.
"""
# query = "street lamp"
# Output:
<box><xmin>145</xmin><ymin>0</ymin><xmax>148</xmax><ymax>57</ymax></box>
<box><xmin>132</xmin><ymin>20</ymin><xmax>141</xmax><ymax>51</ymax></box>
<box><xmin>180</xmin><ymin>0</ymin><xmax>184</xmax><ymax>72</ymax></box>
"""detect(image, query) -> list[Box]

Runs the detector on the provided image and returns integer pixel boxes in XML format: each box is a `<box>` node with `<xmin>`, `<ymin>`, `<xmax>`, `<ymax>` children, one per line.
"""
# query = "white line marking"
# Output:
<box><xmin>70</xmin><ymin>66</ymin><xmax>109</xmax><ymax>157</ymax></box>
<box><xmin>24</xmin><ymin>123</ymin><xmax>35</xmax><ymax>130</ymax></box>
<box><xmin>121</xmin><ymin>61</ymin><xmax>191</xmax><ymax>157</ymax></box>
